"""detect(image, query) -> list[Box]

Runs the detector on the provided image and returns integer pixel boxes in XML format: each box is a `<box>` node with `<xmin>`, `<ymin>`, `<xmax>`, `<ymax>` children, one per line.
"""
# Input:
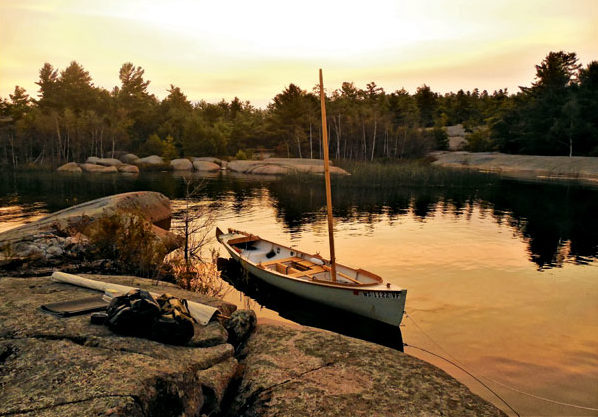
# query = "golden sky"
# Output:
<box><xmin>1</xmin><ymin>0</ymin><xmax>596</xmax><ymax>107</ymax></box>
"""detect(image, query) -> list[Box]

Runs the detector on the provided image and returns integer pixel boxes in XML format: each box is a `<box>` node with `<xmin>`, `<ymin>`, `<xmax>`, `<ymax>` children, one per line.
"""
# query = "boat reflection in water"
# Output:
<box><xmin>218</xmin><ymin>257</ymin><xmax>404</xmax><ymax>352</ymax></box>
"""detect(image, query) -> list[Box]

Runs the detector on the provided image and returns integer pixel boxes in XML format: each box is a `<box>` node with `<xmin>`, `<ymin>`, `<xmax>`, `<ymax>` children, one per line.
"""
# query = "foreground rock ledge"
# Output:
<box><xmin>0</xmin><ymin>274</ymin><xmax>506</xmax><ymax>416</ymax></box>
<box><xmin>0</xmin><ymin>275</ymin><xmax>238</xmax><ymax>417</ymax></box>
<box><xmin>229</xmin><ymin>325</ymin><xmax>506</xmax><ymax>417</ymax></box>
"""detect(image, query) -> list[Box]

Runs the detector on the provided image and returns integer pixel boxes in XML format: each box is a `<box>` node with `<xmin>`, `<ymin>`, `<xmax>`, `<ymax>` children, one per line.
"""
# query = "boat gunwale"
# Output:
<box><xmin>218</xmin><ymin>227</ymin><xmax>404</xmax><ymax>292</ymax></box>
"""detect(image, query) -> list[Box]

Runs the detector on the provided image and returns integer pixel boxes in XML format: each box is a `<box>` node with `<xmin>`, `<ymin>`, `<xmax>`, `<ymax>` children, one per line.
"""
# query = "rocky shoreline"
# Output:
<box><xmin>56</xmin><ymin>154</ymin><xmax>350</xmax><ymax>176</ymax></box>
<box><xmin>432</xmin><ymin>151</ymin><xmax>598</xmax><ymax>184</ymax></box>
<box><xmin>0</xmin><ymin>193</ymin><xmax>506</xmax><ymax>416</ymax></box>
<box><xmin>0</xmin><ymin>192</ymin><xmax>181</xmax><ymax>278</ymax></box>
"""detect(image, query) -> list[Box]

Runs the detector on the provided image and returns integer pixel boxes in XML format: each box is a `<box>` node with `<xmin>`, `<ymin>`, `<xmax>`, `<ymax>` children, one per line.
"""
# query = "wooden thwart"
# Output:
<box><xmin>288</xmin><ymin>266</ymin><xmax>326</xmax><ymax>278</ymax></box>
<box><xmin>258</xmin><ymin>256</ymin><xmax>328</xmax><ymax>279</ymax></box>
<box><xmin>322</xmin><ymin>265</ymin><xmax>362</xmax><ymax>284</ymax></box>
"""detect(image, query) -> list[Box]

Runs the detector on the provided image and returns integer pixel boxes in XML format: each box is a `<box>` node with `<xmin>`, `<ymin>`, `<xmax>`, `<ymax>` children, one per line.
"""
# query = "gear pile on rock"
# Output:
<box><xmin>105</xmin><ymin>289</ymin><xmax>195</xmax><ymax>345</ymax></box>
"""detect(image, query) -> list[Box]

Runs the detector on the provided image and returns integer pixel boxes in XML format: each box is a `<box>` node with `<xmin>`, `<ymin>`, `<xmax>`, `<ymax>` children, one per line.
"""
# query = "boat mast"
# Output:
<box><xmin>319</xmin><ymin>69</ymin><xmax>337</xmax><ymax>282</ymax></box>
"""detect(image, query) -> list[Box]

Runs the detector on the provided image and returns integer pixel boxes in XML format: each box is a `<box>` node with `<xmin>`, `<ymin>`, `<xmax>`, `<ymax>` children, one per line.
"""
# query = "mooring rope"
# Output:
<box><xmin>403</xmin><ymin>312</ymin><xmax>598</xmax><ymax>414</ymax></box>
<box><xmin>403</xmin><ymin>342</ymin><xmax>521</xmax><ymax>417</ymax></box>
<box><xmin>478</xmin><ymin>374</ymin><xmax>598</xmax><ymax>412</ymax></box>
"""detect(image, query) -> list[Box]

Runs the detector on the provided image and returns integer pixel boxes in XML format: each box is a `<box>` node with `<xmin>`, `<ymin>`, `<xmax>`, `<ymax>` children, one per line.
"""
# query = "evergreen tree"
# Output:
<box><xmin>414</xmin><ymin>85</ymin><xmax>438</xmax><ymax>127</ymax></box>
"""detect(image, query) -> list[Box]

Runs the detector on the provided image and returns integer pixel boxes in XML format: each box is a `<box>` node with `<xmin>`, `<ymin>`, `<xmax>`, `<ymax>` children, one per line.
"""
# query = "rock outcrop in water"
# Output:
<box><xmin>227</xmin><ymin>158</ymin><xmax>350</xmax><ymax>175</ymax></box>
<box><xmin>136</xmin><ymin>155</ymin><xmax>165</xmax><ymax>166</ymax></box>
<box><xmin>170</xmin><ymin>158</ymin><xmax>193</xmax><ymax>170</ymax></box>
<box><xmin>193</xmin><ymin>160</ymin><xmax>221</xmax><ymax>172</ymax></box>
<box><xmin>56</xmin><ymin>162</ymin><xmax>83</xmax><ymax>173</ymax></box>
<box><xmin>80</xmin><ymin>163</ymin><xmax>119</xmax><ymax>173</ymax></box>
<box><xmin>58</xmin><ymin>155</ymin><xmax>351</xmax><ymax>176</ymax></box>
<box><xmin>0</xmin><ymin>192</ymin><xmax>181</xmax><ymax>277</ymax></box>
<box><xmin>432</xmin><ymin>151</ymin><xmax>598</xmax><ymax>183</ymax></box>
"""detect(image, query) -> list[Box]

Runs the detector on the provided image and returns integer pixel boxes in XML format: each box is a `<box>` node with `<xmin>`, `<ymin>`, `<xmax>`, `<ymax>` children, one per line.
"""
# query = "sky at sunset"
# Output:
<box><xmin>1</xmin><ymin>0</ymin><xmax>596</xmax><ymax>107</ymax></box>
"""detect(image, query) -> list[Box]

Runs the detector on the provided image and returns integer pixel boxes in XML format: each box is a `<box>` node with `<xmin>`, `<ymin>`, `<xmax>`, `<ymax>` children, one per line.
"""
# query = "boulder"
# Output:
<box><xmin>446</xmin><ymin>124</ymin><xmax>466</xmax><ymax>137</ymax></box>
<box><xmin>85</xmin><ymin>156</ymin><xmax>101</xmax><ymax>164</ymax></box>
<box><xmin>118</xmin><ymin>164</ymin><xmax>140</xmax><ymax>174</ymax></box>
<box><xmin>170</xmin><ymin>158</ymin><xmax>193</xmax><ymax>171</ymax></box>
<box><xmin>80</xmin><ymin>163</ymin><xmax>118</xmax><ymax>173</ymax></box>
<box><xmin>95</xmin><ymin>158</ymin><xmax>123</xmax><ymax>167</ymax></box>
<box><xmin>229</xmin><ymin>325</ymin><xmax>506</xmax><ymax>417</ymax></box>
<box><xmin>227</xmin><ymin>160</ymin><xmax>257</xmax><ymax>173</ymax></box>
<box><xmin>223</xmin><ymin>309</ymin><xmax>257</xmax><ymax>347</ymax></box>
<box><xmin>250</xmin><ymin>164</ymin><xmax>290</xmax><ymax>175</ymax></box>
<box><xmin>0</xmin><ymin>192</ymin><xmax>178</xmax><ymax>276</ymax></box>
<box><xmin>193</xmin><ymin>160</ymin><xmax>220</xmax><ymax>172</ymax></box>
<box><xmin>0</xmin><ymin>275</ymin><xmax>239</xmax><ymax>417</ymax></box>
<box><xmin>449</xmin><ymin>136</ymin><xmax>467</xmax><ymax>151</ymax></box>
<box><xmin>120</xmin><ymin>153</ymin><xmax>140</xmax><ymax>164</ymax></box>
<box><xmin>192</xmin><ymin>157</ymin><xmax>224</xmax><ymax>166</ymax></box>
<box><xmin>227</xmin><ymin>159</ymin><xmax>350</xmax><ymax>176</ymax></box>
<box><xmin>136</xmin><ymin>155</ymin><xmax>164</xmax><ymax>166</ymax></box>
<box><xmin>57</xmin><ymin>162</ymin><xmax>82</xmax><ymax>173</ymax></box>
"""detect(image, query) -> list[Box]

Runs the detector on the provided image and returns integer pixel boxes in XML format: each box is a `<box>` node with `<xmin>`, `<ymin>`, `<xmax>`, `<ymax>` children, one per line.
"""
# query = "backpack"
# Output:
<box><xmin>105</xmin><ymin>290</ymin><xmax>195</xmax><ymax>345</ymax></box>
<box><xmin>106</xmin><ymin>289</ymin><xmax>160</xmax><ymax>336</ymax></box>
<box><xmin>151</xmin><ymin>293</ymin><xmax>195</xmax><ymax>345</ymax></box>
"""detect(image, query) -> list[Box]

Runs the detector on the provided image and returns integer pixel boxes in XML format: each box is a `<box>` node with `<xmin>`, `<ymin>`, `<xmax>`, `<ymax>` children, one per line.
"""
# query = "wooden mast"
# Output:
<box><xmin>319</xmin><ymin>68</ymin><xmax>337</xmax><ymax>282</ymax></box>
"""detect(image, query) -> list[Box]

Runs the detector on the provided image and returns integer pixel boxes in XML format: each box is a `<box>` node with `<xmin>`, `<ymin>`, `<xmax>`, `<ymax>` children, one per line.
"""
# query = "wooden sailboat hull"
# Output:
<box><xmin>217</xmin><ymin>228</ymin><xmax>407</xmax><ymax>326</ymax></box>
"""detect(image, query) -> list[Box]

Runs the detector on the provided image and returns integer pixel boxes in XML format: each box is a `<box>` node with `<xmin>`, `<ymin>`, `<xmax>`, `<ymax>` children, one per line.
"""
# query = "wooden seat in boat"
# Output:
<box><xmin>287</xmin><ymin>265</ymin><xmax>326</xmax><ymax>278</ymax></box>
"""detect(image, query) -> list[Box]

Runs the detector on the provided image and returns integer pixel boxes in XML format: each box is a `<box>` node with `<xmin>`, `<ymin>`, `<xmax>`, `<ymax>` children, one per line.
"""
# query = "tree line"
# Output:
<box><xmin>1</xmin><ymin>51</ymin><xmax>596</xmax><ymax>167</ymax></box>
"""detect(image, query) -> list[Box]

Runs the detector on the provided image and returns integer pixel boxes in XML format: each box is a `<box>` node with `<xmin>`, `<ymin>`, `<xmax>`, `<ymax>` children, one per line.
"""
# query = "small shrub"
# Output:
<box><xmin>162</xmin><ymin>135</ymin><xmax>178</xmax><ymax>160</ymax></box>
<box><xmin>465</xmin><ymin>127</ymin><xmax>496</xmax><ymax>152</ymax></box>
<box><xmin>432</xmin><ymin>127</ymin><xmax>449</xmax><ymax>150</ymax></box>
<box><xmin>85</xmin><ymin>212</ymin><xmax>168</xmax><ymax>277</ymax></box>
<box><xmin>141</xmin><ymin>133</ymin><xmax>165</xmax><ymax>156</ymax></box>
<box><xmin>234</xmin><ymin>149</ymin><xmax>248</xmax><ymax>160</ymax></box>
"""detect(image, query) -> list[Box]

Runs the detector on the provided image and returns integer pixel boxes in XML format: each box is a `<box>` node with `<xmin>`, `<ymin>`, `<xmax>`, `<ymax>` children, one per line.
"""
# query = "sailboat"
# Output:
<box><xmin>216</xmin><ymin>70</ymin><xmax>407</xmax><ymax>326</ymax></box>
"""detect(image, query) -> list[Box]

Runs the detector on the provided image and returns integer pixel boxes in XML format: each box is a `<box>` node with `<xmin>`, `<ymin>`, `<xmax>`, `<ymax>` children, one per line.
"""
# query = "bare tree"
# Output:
<box><xmin>168</xmin><ymin>176</ymin><xmax>229</xmax><ymax>298</ymax></box>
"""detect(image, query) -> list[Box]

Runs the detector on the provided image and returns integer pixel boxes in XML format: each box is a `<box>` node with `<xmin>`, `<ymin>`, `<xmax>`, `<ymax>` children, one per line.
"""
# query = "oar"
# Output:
<box><xmin>51</xmin><ymin>271</ymin><xmax>219</xmax><ymax>325</ymax></box>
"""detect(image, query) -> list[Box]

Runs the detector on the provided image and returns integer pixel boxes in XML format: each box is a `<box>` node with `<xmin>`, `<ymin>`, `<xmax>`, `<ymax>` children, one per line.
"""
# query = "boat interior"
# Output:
<box><xmin>225</xmin><ymin>231</ymin><xmax>382</xmax><ymax>287</ymax></box>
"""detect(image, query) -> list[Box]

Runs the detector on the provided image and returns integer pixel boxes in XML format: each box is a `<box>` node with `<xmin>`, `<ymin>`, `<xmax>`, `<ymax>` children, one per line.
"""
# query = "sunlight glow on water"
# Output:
<box><xmin>173</xmin><ymin>188</ymin><xmax>598</xmax><ymax>416</ymax></box>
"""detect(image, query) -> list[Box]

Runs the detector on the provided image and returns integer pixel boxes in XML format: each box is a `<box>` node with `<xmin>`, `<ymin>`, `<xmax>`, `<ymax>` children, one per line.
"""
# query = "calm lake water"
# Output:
<box><xmin>1</xmin><ymin>170</ymin><xmax>597</xmax><ymax>416</ymax></box>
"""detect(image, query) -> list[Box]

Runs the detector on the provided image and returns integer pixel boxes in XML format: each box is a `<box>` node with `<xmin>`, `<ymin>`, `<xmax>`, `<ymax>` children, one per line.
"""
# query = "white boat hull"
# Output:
<box><xmin>220</xmin><ymin>234</ymin><xmax>407</xmax><ymax>326</ymax></box>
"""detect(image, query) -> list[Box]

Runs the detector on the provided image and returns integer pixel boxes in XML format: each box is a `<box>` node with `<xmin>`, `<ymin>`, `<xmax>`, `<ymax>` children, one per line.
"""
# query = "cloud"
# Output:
<box><xmin>1</xmin><ymin>0</ymin><xmax>596</xmax><ymax>106</ymax></box>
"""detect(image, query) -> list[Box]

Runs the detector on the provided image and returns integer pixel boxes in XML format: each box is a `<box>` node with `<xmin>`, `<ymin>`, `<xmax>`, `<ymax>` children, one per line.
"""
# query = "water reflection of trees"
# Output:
<box><xmin>482</xmin><ymin>180</ymin><xmax>598</xmax><ymax>268</ymax></box>
<box><xmin>2</xmin><ymin>171</ymin><xmax>596</xmax><ymax>269</ymax></box>
<box><xmin>268</xmin><ymin>178</ymin><xmax>598</xmax><ymax>269</ymax></box>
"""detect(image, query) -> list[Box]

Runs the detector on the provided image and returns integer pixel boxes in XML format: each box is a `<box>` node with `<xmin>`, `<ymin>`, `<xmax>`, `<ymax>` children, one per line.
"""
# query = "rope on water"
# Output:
<box><xmin>402</xmin><ymin>341</ymin><xmax>521</xmax><ymax>417</ymax></box>
<box><xmin>403</xmin><ymin>312</ymin><xmax>598</xmax><ymax>413</ymax></box>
